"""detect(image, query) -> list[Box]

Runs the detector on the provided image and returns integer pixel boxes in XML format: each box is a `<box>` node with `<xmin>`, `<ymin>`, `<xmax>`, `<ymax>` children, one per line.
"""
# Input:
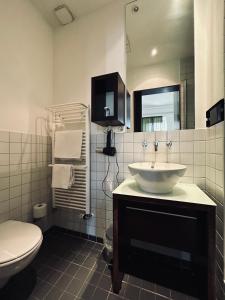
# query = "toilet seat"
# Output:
<box><xmin>0</xmin><ymin>220</ymin><xmax>43</xmax><ymax>266</ymax></box>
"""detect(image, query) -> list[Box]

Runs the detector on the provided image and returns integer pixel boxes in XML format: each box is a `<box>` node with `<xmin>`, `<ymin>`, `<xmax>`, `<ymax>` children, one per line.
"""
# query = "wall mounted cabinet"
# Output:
<box><xmin>91</xmin><ymin>72</ymin><xmax>125</xmax><ymax>126</ymax></box>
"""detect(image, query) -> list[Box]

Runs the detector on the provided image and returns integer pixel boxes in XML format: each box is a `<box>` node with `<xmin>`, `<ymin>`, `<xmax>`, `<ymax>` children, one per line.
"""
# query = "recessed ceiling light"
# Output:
<box><xmin>151</xmin><ymin>48</ymin><xmax>158</xmax><ymax>57</ymax></box>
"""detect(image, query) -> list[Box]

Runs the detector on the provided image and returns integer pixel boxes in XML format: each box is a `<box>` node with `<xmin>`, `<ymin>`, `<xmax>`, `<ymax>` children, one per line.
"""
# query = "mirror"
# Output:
<box><xmin>126</xmin><ymin>0</ymin><xmax>195</xmax><ymax>132</ymax></box>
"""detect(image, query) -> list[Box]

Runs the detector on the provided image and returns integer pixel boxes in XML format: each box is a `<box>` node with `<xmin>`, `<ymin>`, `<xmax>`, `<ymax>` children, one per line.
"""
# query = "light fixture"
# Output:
<box><xmin>151</xmin><ymin>48</ymin><xmax>158</xmax><ymax>57</ymax></box>
<box><xmin>132</xmin><ymin>5</ymin><xmax>139</xmax><ymax>13</ymax></box>
<box><xmin>54</xmin><ymin>4</ymin><xmax>75</xmax><ymax>26</ymax></box>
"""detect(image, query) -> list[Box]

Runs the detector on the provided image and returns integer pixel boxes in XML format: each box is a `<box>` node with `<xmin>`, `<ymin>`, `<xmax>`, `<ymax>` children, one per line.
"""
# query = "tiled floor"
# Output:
<box><xmin>27</xmin><ymin>229</ymin><xmax>198</xmax><ymax>300</ymax></box>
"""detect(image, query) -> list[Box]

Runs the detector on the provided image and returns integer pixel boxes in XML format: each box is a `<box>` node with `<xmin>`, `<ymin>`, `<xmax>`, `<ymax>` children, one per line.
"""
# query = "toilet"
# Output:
<box><xmin>0</xmin><ymin>220</ymin><xmax>43</xmax><ymax>288</ymax></box>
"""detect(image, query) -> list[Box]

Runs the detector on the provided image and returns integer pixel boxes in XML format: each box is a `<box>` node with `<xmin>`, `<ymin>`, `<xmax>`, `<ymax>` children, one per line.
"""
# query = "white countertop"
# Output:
<box><xmin>113</xmin><ymin>178</ymin><xmax>216</xmax><ymax>207</ymax></box>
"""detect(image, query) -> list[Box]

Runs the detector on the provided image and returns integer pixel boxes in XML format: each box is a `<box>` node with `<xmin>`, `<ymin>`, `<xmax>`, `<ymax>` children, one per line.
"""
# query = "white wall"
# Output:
<box><xmin>194</xmin><ymin>0</ymin><xmax>224</xmax><ymax>128</ymax></box>
<box><xmin>127</xmin><ymin>60</ymin><xmax>180</xmax><ymax>93</ymax></box>
<box><xmin>54</xmin><ymin>1</ymin><xmax>126</xmax><ymax>107</ymax></box>
<box><xmin>0</xmin><ymin>0</ymin><xmax>53</xmax><ymax>134</ymax></box>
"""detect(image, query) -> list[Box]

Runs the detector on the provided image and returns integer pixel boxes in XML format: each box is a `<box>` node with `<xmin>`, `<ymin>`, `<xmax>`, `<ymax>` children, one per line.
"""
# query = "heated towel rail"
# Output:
<box><xmin>47</xmin><ymin>102</ymin><xmax>90</xmax><ymax>214</ymax></box>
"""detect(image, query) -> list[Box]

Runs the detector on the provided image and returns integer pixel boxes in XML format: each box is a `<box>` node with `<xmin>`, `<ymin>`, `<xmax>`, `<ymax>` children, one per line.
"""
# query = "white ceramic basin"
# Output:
<box><xmin>128</xmin><ymin>162</ymin><xmax>187</xmax><ymax>194</ymax></box>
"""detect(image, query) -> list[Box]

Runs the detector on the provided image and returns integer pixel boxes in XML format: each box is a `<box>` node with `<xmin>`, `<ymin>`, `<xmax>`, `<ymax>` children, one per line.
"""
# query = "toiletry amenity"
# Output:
<box><xmin>52</xmin><ymin>164</ymin><xmax>74</xmax><ymax>189</ymax></box>
<box><xmin>54</xmin><ymin>129</ymin><xmax>83</xmax><ymax>159</ymax></box>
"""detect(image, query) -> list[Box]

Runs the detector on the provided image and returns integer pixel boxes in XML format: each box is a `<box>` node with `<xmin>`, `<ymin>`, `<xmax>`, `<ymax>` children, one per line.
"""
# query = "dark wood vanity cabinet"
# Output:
<box><xmin>112</xmin><ymin>186</ymin><xmax>216</xmax><ymax>300</ymax></box>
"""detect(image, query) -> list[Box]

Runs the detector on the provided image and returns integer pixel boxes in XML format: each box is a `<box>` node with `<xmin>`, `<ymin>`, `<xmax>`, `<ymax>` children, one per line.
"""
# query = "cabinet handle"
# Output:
<box><xmin>127</xmin><ymin>207</ymin><xmax>197</xmax><ymax>220</ymax></box>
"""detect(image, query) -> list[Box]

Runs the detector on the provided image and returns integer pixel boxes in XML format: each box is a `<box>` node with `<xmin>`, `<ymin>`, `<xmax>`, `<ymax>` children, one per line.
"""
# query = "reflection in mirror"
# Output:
<box><xmin>126</xmin><ymin>0</ymin><xmax>195</xmax><ymax>132</ymax></box>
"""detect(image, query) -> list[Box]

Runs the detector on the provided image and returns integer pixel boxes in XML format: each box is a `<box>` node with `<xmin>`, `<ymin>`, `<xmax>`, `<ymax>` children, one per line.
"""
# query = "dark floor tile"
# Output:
<box><xmin>28</xmin><ymin>296</ymin><xmax>38</xmax><ymax>300</ymax></box>
<box><xmin>78</xmin><ymin>283</ymin><xmax>96</xmax><ymax>299</ymax></box>
<box><xmin>108</xmin><ymin>293</ymin><xmax>124</xmax><ymax>300</ymax></box>
<box><xmin>54</xmin><ymin>258</ymin><xmax>71</xmax><ymax>272</ymax></box>
<box><xmin>37</xmin><ymin>266</ymin><xmax>53</xmax><ymax>280</ymax></box>
<box><xmin>92</xmin><ymin>287</ymin><xmax>109</xmax><ymax>300</ymax></box>
<box><xmin>89</xmin><ymin>248</ymin><xmax>102</xmax><ymax>258</ymax></box>
<box><xmin>73</xmin><ymin>254</ymin><xmax>87</xmax><ymax>265</ymax></box>
<box><xmin>86</xmin><ymin>240</ymin><xmax>96</xmax><ymax>249</ymax></box>
<box><xmin>32</xmin><ymin>280</ymin><xmax>53</xmax><ymax>299</ymax></box>
<box><xmin>139</xmin><ymin>289</ymin><xmax>156</xmax><ymax>300</ymax></box>
<box><xmin>86</xmin><ymin>270</ymin><xmax>102</xmax><ymax>286</ymax></box>
<box><xmin>65</xmin><ymin>263</ymin><xmax>80</xmax><ymax>277</ymax></box>
<box><xmin>155</xmin><ymin>285</ymin><xmax>170</xmax><ymax>298</ymax></box>
<box><xmin>66</xmin><ymin>278</ymin><xmax>83</xmax><ymax>296</ymax></box>
<box><xmin>46</xmin><ymin>269</ymin><xmax>62</xmax><ymax>285</ymax></box>
<box><xmin>82</xmin><ymin>256</ymin><xmax>96</xmax><ymax>269</ymax></box>
<box><xmin>103</xmin><ymin>265</ymin><xmax>111</xmax><ymax>277</ymax></box>
<box><xmin>75</xmin><ymin>266</ymin><xmax>90</xmax><ymax>281</ymax></box>
<box><xmin>122</xmin><ymin>274</ymin><xmax>129</xmax><ymax>283</ymax></box>
<box><xmin>141</xmin><ymin>280</ymin><xmax>155</xmax><ymax>292</ymax></box>
<box><xmin>93</xmin><ymin>259</ymin><xmax>107</xmax><ymax>273</ymax></box>
<box><xmin>44</xmin><ymin>287</ymin><xmax>63</xmax><ymax>300</ymax></box>
<box><xmin>62</xmin><ymin>250</ymin><xmax>76</xmax><ymax>262</ymax></box>
<box><xmin>98</xmin><ymin>275</ymin><xmax>112</xmax><ymax>291</ymax></box>
<box><xmin>46</xmin><ymin>256</ymin><xmax>61</xmax><ymax>269</ymax></box>
<box><xmin>60</xmin><ymin>292</ymin><xmax>75</xmax><ymax>300</ymax></box>
<box><xmin>55</xmin><ymin>274</ymin><xmax>72</xmax><ymax>291</ymax></box>
<box><xmin>124</xmin><ymin>283</ymin><xmax>140</xmax><ymax>300</ymax></box>
<box><xmin>171</xmin><ymin>289</ymin><xmax>188</xmax><ymax>300</ymax></box>
<box><xmin>127</xmin><ymin>275</ymin><xmax>143</xmax><ymax>287</ymax></box>
<box><xmin>118</xmin><ymin>282</ymin><xmax>127</xmax><ymax>298</ymax></box>
<box><xmin>155</xmin><ymin>295</ymin><xmax>169</xmax><ymax>300</ymax></box>
<box><xmin>95</xmin><ymin>243</ymin><xmax>104</xmax><ymax>251</ymax></box>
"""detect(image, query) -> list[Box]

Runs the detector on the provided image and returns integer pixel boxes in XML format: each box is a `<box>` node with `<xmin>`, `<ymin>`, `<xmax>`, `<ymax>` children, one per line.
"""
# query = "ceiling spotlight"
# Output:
<box><xmin>54</xmin><ymin>4</ymin><xmax>75</xmax><ymax>25</ymax></box>
<box><xmin>151</xmin><ymin>48</ymin><xmax>158</xmax><ymax>57</ymax></box>
<box><xmin>132</xmin><ymin>5</ymin><xmax>139</xmax><ymax>13</ymax></box>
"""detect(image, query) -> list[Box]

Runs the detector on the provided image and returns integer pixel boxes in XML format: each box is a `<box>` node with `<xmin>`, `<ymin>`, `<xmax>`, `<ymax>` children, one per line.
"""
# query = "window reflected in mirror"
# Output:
<box><xmin>134</xmin><ymin>85</ymin><xmax>181</xmax><ymax>132</ymax></box>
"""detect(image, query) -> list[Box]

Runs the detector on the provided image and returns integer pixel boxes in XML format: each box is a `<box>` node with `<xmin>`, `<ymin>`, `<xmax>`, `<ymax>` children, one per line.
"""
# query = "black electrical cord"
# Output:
<box><xmin>101</xmin><ymin>131</ymin><xmax>120</xmax><ymax>199</ymax></box>
<box><xmin>102</xmin><ymin>155</ymin><xmax>112</xmax><ymax>199</ymax></box>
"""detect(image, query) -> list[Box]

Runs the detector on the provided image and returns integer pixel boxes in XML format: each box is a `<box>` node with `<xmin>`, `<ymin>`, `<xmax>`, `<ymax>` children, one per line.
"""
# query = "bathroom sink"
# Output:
<box><xmin>128</xmin><ymin>162</ymin><xmax>186</xmax><ymax>194</ymax></box>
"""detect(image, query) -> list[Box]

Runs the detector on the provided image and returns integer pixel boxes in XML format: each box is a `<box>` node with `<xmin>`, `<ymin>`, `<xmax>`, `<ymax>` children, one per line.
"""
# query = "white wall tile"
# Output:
<box><xmin>216</xmin><ymin>170</ymin><xmax>224</xmax><ymax>188</ymax></box>
<box><xmin>185</xmin><ymin>165</ymin><xmax>194</xmax><ymax>177</ymax></box>
<box><xmin>167</xmin><ymin>130</ymin><xmax>179</xmax><ymax>141</ymax></box>
<box><xmin>215</xmin><ymin>138</ymin><xmax>224</xmax><ymax>154</ymax></box>
<box><xmin>124</xmin><ymin>143</ymin><xmax>133</xmax><ymax>153</ymax></box>
<box><xmin>10</xmin><ymin>132</ymin><xmax>22</xmax><ymax>143</ymax></box>
<box><xmin>180</xmin><ymin>130</ymin><xmax>194</xmax><ymax>141</ymax></box>
<box><xmin>168</xmin><ymin>153</ymin><xmax>180</xmax><ymax>163</ymax></box>
<box><xmin>215</xmin><ymin>155</ymin><xmax>224</xmax><ymax>171</ymax></box>
<box><xmin>156</xmin><ymin>131</ymin><xmax>167</xmax><ymax>141</ymax></box>
<box><xmin>168</xmin><ymin>142</ymin><xmax>179</xmax><ymax>153</ymax></box>
<box><xmin>194</xmin><ymin>141</ymin><xmax>206</xmax><ymax>153</ymax></box>
<box><xmin>194</xmin><ymin>153</ymin><xmax>206</xmax><ymax>166</ymax></box>
<box><xmin>133</xmin><ymin>132</ymin><xmax>144</xmax><ymax>143</ymax></box>
<box><xmin>0</xmin><ymin>142</ymin><xmax>9</xmax><ymax>154</ymax></box>
<box><xmin>180</xmin><ymin>142</ymin><xmax>193</xmax><ymax>153</ymax></box>
<box><xmin>145</xmin><ymin>132</ymin><xmax>155</xmax><ymax>142</ymax></box>
<box><xmin>134</xmin><ymin>152</ymin><xmax>145</xmax><ymax>162</ymax></box>
<box><xmin>215</xmin><ymin>123</ymin><xmax>224</xmax><ymax>138</ymax></box>
<box><xmin>124</xmin><ymin>133</ymin><xmax>133</xmax><ymax>143</ymax></box>
<box><xmin>194</xmin><ymin>129</ymin><xmax>207</xmax><ymax>141</ymax></box>
<box><xmin>194</xmin><ymin>165</ymin><xmax>206</xmax><ymax>178</ymax></box>
<box><xmin>180</xmin><ymin>153</ymin><xmax>193</xmax><ymax>164</ymax></box>
<box><xmin>0</xmin><ymin>131</ymin><xmax>9</xmax><ymax>143</ymax></box>
<box><xmin>133</xmin><ymin>143</ymin><xmax>143</xmax><ymax>153</ymax></box>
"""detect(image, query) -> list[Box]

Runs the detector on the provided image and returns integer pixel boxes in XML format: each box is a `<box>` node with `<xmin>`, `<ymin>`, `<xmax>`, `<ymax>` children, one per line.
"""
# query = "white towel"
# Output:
<box><xmin>52</xmin><ymin>164</ymin><xmax>74</xmax><ymax>189</ymax></box>
<box><xmin>54</xmin><ymin>130</ymin><xmax>83</xmax><ymax>159</ymax></box>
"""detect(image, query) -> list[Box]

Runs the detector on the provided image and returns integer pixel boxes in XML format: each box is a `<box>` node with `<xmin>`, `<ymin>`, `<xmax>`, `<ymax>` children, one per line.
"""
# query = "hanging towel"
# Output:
<box><xmin>54</xmin><ymin>130</ymin><xmax>83</xmax><ymax>159</ymax></box>
<box><xmin>52</xmin><ymin>164</ymin><xmax>74</xmax><ymax>189</ymax></box>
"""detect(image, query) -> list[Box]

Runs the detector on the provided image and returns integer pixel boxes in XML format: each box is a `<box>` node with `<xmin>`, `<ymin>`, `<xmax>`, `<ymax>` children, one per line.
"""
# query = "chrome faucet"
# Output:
<box><xmin>154</xmin><ymin>141</ymin><xmax>159</xmax><ymax>152</ymax></box>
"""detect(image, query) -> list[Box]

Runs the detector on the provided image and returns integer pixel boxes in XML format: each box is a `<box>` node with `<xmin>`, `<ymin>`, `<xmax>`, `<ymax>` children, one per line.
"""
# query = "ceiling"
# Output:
<box><xmin>126</xmin><ymin>0</ymin><xmax>194</xmax><ymax>69</ymax></box>
<box><xmin>30</xmin><ymin>0</ymin><xmax>114</xmax><ymax>28</ymax></box>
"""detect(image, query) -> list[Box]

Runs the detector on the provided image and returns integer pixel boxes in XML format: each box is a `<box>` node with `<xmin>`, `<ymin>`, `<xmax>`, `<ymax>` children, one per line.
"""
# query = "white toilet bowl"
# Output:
<box><xmin>0</xmin><ymin>220</ymin><xmax>43</xmax><ymax>288</ymax></box>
